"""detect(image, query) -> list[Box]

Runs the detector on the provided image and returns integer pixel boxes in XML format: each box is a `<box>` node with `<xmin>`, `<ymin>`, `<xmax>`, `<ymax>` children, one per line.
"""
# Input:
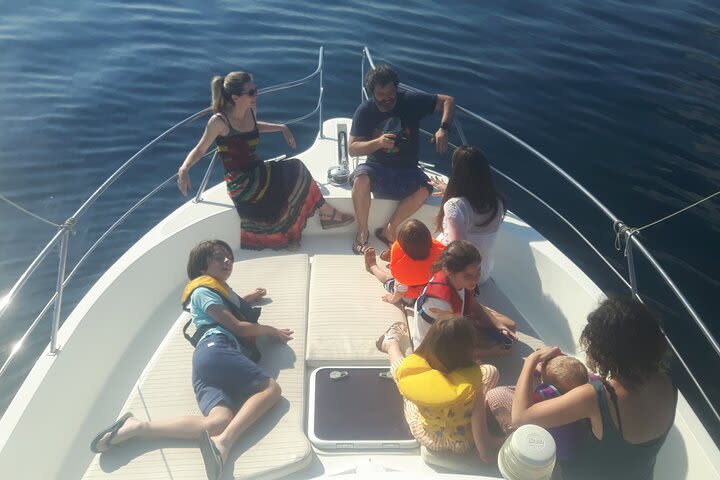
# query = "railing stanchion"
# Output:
<box><xmin>454</xmin><ymin>117</ymin><xmax>468</xmax><ymax>145</ymax></box>
<box><xmin>50</xmin><ymin>223</ymin><xmax>71</xmax><ymax>354</ymax></box>
<box><xmin>361</xmin><ymin>49</ymin><xmax>366</xmax><ymax>103</ymax></box>
<box><xmin>195</xmin><ymin>152</ymin><xmax>218</xmax><ymax>203</ymax></box>
<box><xmin>319</xmin><ymin>85</ymin><xmax>324</xmax><ymax>140</ymax></box>
<box><xmin>625</xmin><ymin>230</ymin><xmax>639</xmax><ymax>296</ymax></box>
<box><xmin>319</xmin><ymin>47</ymin><xmax>324</xmax><ymax>139</ymax></box>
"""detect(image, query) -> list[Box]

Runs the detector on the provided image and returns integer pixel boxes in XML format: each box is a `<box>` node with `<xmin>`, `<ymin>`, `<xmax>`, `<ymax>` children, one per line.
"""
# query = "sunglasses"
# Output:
<box><xmin>241</xmin><ymin>88</ymin><xmax>257</xmax><ymax>97</ymax></box>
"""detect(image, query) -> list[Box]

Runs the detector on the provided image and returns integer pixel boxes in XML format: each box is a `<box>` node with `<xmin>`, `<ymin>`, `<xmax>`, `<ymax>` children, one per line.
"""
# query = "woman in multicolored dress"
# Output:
<box><xmin>178</xmin><ymin>71</ymin><xmax>354</xmax><ymax>250</ymax></box>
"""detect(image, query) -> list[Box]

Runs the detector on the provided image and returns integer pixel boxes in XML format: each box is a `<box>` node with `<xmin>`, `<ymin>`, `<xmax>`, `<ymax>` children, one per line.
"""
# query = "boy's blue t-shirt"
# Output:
<box><xmin>350</xmin><ymin>91</ymin><xmax>437</xmax><ymax>168</ymax></box>
<box><xmin>190</xmin><ymin>286</ymin><xmax>239</xmax><ymax>346</ymax></box>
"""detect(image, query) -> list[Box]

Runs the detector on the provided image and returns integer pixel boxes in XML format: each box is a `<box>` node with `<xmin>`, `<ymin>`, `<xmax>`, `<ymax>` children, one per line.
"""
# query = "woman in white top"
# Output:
<box><xmin>431</xmin><ymin>146</ymin><xmax>505</xmax><ymax>284</ymax></box>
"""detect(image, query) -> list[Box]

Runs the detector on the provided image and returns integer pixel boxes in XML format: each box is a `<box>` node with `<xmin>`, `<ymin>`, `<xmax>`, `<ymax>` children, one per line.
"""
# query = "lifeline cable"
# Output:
<box><xmin>0</xmin><ymin>193</ymin><xmax>60</xmax><ymax>228</ymax></box>
<box><xmin>615</xmin><ymin>190</ymin><xmax>719</xmax><ymax>254</ymax></box>
<box><xmin>635</xmin><ymin>190</ymin><xmax>720</xmax><ymax>233</ymax></box>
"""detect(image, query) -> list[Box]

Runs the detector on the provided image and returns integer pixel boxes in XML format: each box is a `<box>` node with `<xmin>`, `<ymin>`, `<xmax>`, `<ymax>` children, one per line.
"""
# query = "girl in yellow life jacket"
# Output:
<box><xmin>413</xmin><ymin>240</ymin><xmax>518</xmax><ymax>355</ymax></box>
<box><xmin>377</xmin><ymin>316</ymin><xmax>504</xmax><ymax>463</ymax></box>
<box><xmin>90</xmin><ymin>240</ymin><xmax>294</xmax><ymax>480</ymax></box>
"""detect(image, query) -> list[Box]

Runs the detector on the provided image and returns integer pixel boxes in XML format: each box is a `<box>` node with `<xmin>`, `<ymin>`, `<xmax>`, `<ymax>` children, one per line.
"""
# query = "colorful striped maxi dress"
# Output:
<box><xmin>215</xmin><ymin>113</ymin><xmax>324</xmax><ymax>250</ymax></box>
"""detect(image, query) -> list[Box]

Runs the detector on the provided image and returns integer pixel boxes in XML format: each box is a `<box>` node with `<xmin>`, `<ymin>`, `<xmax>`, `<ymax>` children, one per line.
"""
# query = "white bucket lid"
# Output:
<box><xmin>498</xmin><ymin>424</ymin><xmax>556</xmax><ymax>480</ymax></box>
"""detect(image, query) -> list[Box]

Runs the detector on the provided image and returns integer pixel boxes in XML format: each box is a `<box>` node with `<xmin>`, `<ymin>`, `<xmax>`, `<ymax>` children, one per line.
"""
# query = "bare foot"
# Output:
<box><xmin>211</xmin><ymin>433</ymin><xmax>230</xmax><ymax>464</ymax></box>
<box><xmin>95</xmin><ymin>416</ymin><xmax>143</xmax><ymax>452</ymax></box>
<box><xmin>364</xmin><ymin>247</ymin><xmax>377</xmax><ymax>272</ymax></box>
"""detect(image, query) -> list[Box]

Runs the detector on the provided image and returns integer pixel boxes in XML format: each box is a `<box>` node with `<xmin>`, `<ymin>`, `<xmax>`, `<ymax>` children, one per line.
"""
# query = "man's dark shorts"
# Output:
<box><xmin>350</xmin><ymin>161</ymin><xmax>432</xmax><ymax>200</ymax></box>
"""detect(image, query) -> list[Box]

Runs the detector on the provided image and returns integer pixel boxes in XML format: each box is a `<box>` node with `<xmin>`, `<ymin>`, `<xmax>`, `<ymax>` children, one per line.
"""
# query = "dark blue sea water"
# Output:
<box><xmin>0</xmin><ymin>1</ymin><xmax>718</xmax><ymax>429</ymax></box>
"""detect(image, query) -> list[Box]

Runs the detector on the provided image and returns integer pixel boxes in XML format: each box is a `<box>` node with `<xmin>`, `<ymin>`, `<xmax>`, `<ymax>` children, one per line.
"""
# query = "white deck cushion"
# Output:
<box><xmin>83</xmin><ymin>254</ymin><xmax>311</xmax><ymax>480</ymax></box>
<box><xmin>305</xmin><ymin>254</ymin><xmax>407</xmax><ymax>366</ymax></box>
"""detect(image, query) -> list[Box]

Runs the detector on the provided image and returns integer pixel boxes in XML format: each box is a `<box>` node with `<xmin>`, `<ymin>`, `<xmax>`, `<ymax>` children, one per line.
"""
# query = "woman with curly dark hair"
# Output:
<box><xmin>507</xmin><ymin>295</ymin><xmax>675</xmax><ymax>480</ymax></box>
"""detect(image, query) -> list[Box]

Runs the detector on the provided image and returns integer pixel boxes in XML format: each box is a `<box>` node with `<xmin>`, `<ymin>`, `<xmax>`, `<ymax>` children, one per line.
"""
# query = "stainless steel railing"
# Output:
<box><xmin>361</xmin><ymin>46</ymin><xmax>720</xmax><ymax>424</ymax></box>
<box><xmin>0</xmin><ymin>47</ymin><xmax>325</xmax><ymax>379</ymax></box>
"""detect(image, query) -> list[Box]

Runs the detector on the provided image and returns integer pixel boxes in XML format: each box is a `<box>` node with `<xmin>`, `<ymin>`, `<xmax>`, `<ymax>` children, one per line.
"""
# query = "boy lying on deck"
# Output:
<box><xmin>89</xmin><ymin>239</ymin><xmax>293</xmax><ymax>480</ymax></box>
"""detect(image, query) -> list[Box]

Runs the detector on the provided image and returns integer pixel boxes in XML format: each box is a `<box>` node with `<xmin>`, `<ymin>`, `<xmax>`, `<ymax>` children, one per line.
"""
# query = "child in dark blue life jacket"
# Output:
<box><xmin>534</xmin><ymin>355</ymin><xmax>593</xmax><ymax>461</ymax></box>
<box><xmin>412</xmin><ymin>240</ymin><xmax>517</xmax><ymax>355</ymax></box>
<box><xmin>89</xmin><ymin>239</ymin><xmax>293</xmax><ymax>480</ymax></box>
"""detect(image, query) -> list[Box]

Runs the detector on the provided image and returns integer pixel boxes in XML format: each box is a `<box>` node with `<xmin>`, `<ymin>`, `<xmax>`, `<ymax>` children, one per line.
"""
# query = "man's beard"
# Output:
<box><xmin>374</xmin><ymin>98</ymin><xmax>396</xmax><ymax>112</ymax></box>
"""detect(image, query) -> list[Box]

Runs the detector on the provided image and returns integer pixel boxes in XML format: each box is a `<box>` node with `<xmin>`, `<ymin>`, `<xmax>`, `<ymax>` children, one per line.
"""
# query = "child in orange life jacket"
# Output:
<box><xmin>412</xmin><ymin>240</ymin><xmax>517</xmax><ymax>355</ymax></box>
<box><xmin>364</xmin><ymin>218</ymin><xmax>445</xmax><ymax>305</ymax></box>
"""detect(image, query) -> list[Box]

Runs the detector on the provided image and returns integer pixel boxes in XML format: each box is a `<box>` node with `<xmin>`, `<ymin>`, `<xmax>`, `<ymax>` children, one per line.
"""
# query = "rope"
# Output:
<box><xmin>0</xmin><ymin>194</ymin><xmax>61</xmax><ymax>228</ymax></box>
<box><xmin>635</xmin><ymin>190</ymin><xmax>719</xmax><ymax>233</ymax></box>
<box><xmin>614</xmin><ymin>222</ymin><xmax>638</xmax><ymax>257</ymax></box>
<box><xmin>614</xmin><ymin>190</ymin><xmax>719</xmax><ymax>255</ymax></box>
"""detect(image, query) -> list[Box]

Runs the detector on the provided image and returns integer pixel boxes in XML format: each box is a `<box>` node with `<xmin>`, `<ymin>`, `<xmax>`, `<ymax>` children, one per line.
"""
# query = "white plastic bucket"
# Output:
<box><xmin>498</xmin><ymin>424</ymin><xmax>556</xmax><ymax>480</ymax></box>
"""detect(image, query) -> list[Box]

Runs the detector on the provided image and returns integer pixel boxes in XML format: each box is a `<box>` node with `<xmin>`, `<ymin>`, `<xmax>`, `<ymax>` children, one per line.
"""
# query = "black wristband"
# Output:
<box><xmin>440</xmin><ymin>122</ymin><xmax>451</xmax><ymax>132</ymax></box>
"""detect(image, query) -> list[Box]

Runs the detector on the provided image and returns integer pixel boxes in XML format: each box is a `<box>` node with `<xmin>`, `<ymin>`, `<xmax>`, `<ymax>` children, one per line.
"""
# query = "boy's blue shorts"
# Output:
<box><xmin>192</xmin><ymin>333</ymin><xmax>270</xmax><ymax>416</ymax></box>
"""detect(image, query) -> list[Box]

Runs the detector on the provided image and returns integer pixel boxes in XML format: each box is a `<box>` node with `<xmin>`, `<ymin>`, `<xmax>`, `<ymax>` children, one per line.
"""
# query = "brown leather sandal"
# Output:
<box><xmin>352</xmin><ymin>230</ymin><xmax>369</xmax><ymax>255</ymax></box>
<box><xmin>320</xmin><ymin>209</ymin><xmax>355</xmax><ymax>230</ymax></box>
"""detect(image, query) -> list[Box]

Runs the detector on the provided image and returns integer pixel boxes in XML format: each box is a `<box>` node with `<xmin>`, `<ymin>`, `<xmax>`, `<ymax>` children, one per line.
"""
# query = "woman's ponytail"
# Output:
<box><xmin>210</xmin><ymin>76</ymin><xmax>225</xmax><ymax>113</ymax></box>
<box><xmin>210</xmin><ymin>71</ymin><xmax>252</xmax><ymax>113</ymax></box>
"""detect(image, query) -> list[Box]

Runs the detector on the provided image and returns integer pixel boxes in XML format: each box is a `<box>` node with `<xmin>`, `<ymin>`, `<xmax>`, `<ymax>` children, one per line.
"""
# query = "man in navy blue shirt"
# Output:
<box><xmin>348</xmin><ymin>64</ymin><xmax>455</xmax><ymax>254</ymax></box>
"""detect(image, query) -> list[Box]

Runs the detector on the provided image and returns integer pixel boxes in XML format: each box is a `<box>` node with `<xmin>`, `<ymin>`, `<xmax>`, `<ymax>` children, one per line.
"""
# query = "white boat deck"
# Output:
<box><xmin>0</xmin><ymin>118</ymin><xmax>718</xmax><ymax>479</ymax></box>
<box><xmin>80</xmin><ymin>247</ymin><xmax>548</xmax><ymax>480</ymax></box>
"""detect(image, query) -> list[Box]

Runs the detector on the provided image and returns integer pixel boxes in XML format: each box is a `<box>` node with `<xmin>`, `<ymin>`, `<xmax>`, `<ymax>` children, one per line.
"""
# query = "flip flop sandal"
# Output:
<box><xmin>320</xmin><ymin>209</ymin><xmax>355</xmax><ymax>230</ymax></box>
<box><xmin>200</xmin><ymin>430</ymin><xmax>224</xmax><ymax>480</ymax></box>
<box><xmin>352</xmin><ymin>231</ymin><xmax>369</xmax><ymax>255</ymax></box>
<box><xmin>374</xmin><ymin>227</ymin><xmax>392</xmax><ymax>249</ymax></box>
<box><xmin>90</xmin><ymin>412</ymin><xmax>134</xmax><ymax>453</ymax></box>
